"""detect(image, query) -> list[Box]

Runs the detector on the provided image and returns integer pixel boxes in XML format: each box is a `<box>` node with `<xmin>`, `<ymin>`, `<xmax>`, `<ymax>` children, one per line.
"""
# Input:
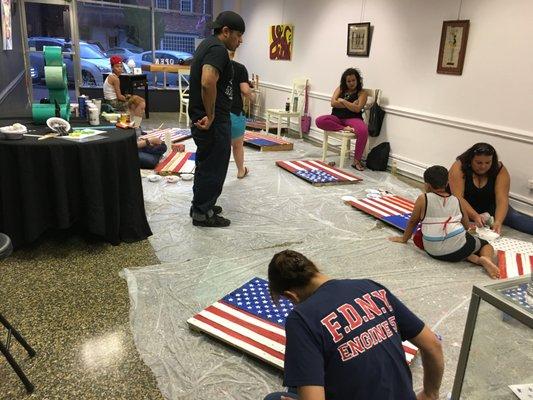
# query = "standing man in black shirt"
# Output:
<box><xmin>188</xmin><ymin>11</ymin><xmax>245</xmax><ymax>227</ymax></box>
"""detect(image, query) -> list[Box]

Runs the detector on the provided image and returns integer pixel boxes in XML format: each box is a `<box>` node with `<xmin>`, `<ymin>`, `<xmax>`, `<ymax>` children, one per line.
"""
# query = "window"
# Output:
<box><xmin>160</xmin><ymin>33</ymin><xmax>196</xmax><ymax>54</ymax></box>
<box><xmin>180</xmin><ymin>0</ymin><xmax>192</xmax><ymax>12</ymax></box>
<box><xmin>156</xmin><ymin>0</ymin><xmax>169</xmax><ymax>10</ymax></box>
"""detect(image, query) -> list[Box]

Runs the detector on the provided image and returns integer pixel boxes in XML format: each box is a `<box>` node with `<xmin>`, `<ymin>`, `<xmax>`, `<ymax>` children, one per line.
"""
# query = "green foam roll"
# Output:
<box><xmin>49</xmin><ymin>89</ymin><xmax>69</xmax><ymax>104</ymax></box>
<box><xmin>45</xmin><ymin>65</ymin><xmax>67</xmax><ymax>89</ymax></box>
<box><xmin>32</xmin><ymin>103</ymin><xmax>56</xmax><ymax>124</ymax></box>
<box><xmin>44</xmin><ymin>46</ymin><xmax>63</xmax><ymax>66</ymax></box>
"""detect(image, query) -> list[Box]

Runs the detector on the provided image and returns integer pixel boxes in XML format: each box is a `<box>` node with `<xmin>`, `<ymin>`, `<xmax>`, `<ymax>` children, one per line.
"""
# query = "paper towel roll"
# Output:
<box><xmin>44</xmin><ymin>46</ymin><xmax>63</xmax><ymax>66</ymax></box>
<box><xmin>45</xmin><ymin>65</ymin><xmax>67</xmax><ymax>89</ymax></box>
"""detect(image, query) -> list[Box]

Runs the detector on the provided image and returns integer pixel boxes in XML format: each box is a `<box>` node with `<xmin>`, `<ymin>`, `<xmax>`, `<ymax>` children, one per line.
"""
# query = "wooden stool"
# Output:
<box><xmin>321</xmin><ymin>130</ymin><xmax>355</xmax><ymax>168</ymax></box>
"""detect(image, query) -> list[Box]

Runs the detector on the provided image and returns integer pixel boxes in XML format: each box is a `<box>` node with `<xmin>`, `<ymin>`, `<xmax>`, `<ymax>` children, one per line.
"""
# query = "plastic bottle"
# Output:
<box><xmin>285</xmin><ymin>98</ymin><xmax>290</xmax><ymax>112</ymax></box>
<box><xmin>292</xmin><ymin>96</ymin><xmax>298</xmax><ymax>112</ymax></box>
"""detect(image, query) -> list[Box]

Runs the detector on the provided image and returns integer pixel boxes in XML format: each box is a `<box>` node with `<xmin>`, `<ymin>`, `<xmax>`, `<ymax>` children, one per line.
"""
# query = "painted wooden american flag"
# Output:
<box><xmin>154</xmin><ymin>150</ymin><xmax>195</xmax><ymax>175</ymax></box>
<box><xmin>244</xmin><ymin>131</ymin><xmax>293</xmax><ymax>151</ymax></box>
<box><xmin>276</xmin><ymin>159</ymin><xmax>362</xmax><ymax>186</ymax></box>
<box><xmin>187</xmin><ymin>277</ymin><xmax>418</xmax><ymax>370</ymax></box>
<box><xmin>246</xmin><ymin>119</ymin><xmax>267</xmax><ymax>131</ymax></box>
<box><xmin>142</xmin><ymin>127</ymin><xmax>191</xmax><ymax>142</ymax></box>
<box><xmin>344</xmin><ymin>194</ymin><xmax>415</xmax><ymax>231</ymax></box>
<box><xmin>491</xmin><ymin>237</ymin><xmax>533</xmax><ymax>279</ymax></box>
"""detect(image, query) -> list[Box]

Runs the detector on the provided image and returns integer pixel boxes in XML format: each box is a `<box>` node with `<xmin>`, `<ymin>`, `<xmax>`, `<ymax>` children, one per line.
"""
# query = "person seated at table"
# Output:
<box><xmin>389</xmin><ymin>165</ymin><xmax>500</xmax><ymax>279</ymax></box>
<box><xmin>103</xmin><ymin>55</ymin><xmax>146</xmax><ymax>127</ymax></box>
<box><xmin>315</xmin><ymin>68</ymin><xmax>369</xmax><ymax>171</ymax></box>
<box><xmin>263</xmin><ymin>249</ymin><xmax>444</xmax><ymax>400</ymax></box>
<box><xmin>448</xmin><ymin>143</ymin><xmax>533</xmax><ymax>235</ymax></box>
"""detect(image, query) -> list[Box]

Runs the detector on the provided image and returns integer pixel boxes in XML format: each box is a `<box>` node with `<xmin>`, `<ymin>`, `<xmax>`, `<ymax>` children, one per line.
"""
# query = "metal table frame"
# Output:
<box><xmin>451</xmin><ymin>276</ymin><xmax>533</xmax><ymax>399</ymax></box>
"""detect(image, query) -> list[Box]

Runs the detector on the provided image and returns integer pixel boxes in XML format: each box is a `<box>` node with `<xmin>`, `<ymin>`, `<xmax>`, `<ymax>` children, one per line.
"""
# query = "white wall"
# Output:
<box><xmin>215</xmin><ymin>0</ymin><xmax>533</xmax><ymax>213</ymax></box>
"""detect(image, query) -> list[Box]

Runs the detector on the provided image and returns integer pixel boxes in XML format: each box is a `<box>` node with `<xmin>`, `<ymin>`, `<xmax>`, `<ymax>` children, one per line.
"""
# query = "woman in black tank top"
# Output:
<box><xmin>449</xmin><ymin>143</ymin><xmax>532</xmax><ymax>235</ymax></box>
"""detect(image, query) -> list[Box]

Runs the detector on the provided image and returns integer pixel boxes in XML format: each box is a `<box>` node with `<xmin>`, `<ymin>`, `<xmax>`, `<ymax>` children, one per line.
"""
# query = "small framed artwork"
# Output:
<box><xmin>437</xmin><ymin>20</ymin><xmax>470</xmax><ymax>75</ymax></box>
<box><xmin>347</xmin><ymin>22</ymin><xmax>371</xmax><ymax>57</ymax></box>
<box><xmin>269</xmin><ymin>24</ymin><xmax>294</xmax><ymax>60</ymax></box>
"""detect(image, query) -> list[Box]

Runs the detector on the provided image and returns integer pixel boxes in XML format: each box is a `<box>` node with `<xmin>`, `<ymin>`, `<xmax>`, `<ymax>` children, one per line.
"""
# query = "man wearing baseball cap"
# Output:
<box><xmin>188</xmin><ymin>11</ymin><xmax>245</xmax><ymax>227</ymax></box>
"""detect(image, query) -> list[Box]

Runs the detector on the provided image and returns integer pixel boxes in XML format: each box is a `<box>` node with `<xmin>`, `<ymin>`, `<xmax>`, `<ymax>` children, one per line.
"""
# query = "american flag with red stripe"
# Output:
<box><xmin>187</xmin><ymin>278</ymin><xmax>418</xmax><ymax>370</ymax></box>
<box><xmin>142</xmin><ymin>127</ymin><xmax>191</xmax><ymax>142</ymax></box>
<box><xmin>491</xmin><ymin>238</ymin><xmax>533</xmax><ymax>279</ymax></box>
<box><xmin>154</xmin><ymin>150</ymin><xmax>195</xmax><ymax>175</ymax></box>
<box><xmin>344</xmin><ymin>194</ymin><xmax>415</xmax><ymax>231</ymax></box>
<box><xmin>244</xmin><ymin>131</ymin><xmax>293</xmax><ymax>151</ymax></box>
<box><xmin>276</xmin><ymin>159</ymin><xmax>362</xmax><ymax>186</ymax></box>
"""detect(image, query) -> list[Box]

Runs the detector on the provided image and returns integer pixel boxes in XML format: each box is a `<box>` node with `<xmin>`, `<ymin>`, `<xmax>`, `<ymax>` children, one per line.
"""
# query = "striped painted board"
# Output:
<box><xmin>154</xmin><ymin>150</ymin><xmax>195</xmax><ymax>175</ymax></box>
<box><xmin>142</xmin><ymin>127</ymin><xmax>191</xmax><ymax>143</ymax></box>
<box><xmin>244</xmin><ymin>131</ymin><xmax>293</xmax><ymax>151</ymax></box>
<box><xmin>187</xmin><ymin>277</ymin><xmax>418</xmax><ymax>370</ymax></box>
<box><xmin>246</xmin><ymin>119</ymin><xmax>267</xmax><ymax>131</ymax></box>
<box><xmin>276</xmin><ymin>159</ymin><xmax>362</xmax><ymax>186</ymax></box>
<box><xmin>490</xmin><ymin>238</ymin><xmax>533</xmax><ymax>279</ymax></box>
<box><xmin>344</xmin><ymin>194</ymin><xmax>415</xmax><ymax>231</ymax></box>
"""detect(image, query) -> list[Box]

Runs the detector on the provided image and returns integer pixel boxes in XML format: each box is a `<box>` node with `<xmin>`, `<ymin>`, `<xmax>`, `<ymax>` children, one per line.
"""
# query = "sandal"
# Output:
<box><xmin>351</xmin><ymin>161</ymin><xmax>365</xmax><ymax>171</ymax></box>
<box><xmin>237</xmin><ymin>166</ymin><xmax>249</xmax><ymax>179</ymax></box>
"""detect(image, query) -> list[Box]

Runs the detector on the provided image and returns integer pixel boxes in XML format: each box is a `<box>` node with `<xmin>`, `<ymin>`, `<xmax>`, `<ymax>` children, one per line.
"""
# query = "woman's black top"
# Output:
<box><xmin>331</xmin><ymin>91</ymin><xmax>362</xmax><ymax>120</ymax></box>
<box><xmin>463</xmin><ymin>163</ymin><xmax>502</xmax><ymax>215</ymax></box>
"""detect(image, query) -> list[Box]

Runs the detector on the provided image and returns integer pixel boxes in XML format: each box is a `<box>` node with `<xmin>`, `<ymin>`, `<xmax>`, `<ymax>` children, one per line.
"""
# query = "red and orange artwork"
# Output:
<box><xmin>269</xmin><ymin>24</ymin><xmax>293</xmax><ymax>60</ymax></box>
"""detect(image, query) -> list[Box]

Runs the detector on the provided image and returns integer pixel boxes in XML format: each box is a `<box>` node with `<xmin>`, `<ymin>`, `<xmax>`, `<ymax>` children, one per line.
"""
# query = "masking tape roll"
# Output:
<box><xmin>32</xmin><ymin>104</ymin><xmax>57</xmax><ymax>124</ymax></box>
<box><xmin>45</xmin><ymin>65</ymin><xmax>67</xmax><ymax>89</ymax></box>
<box><xmin>43</xmin><ymin>46</ymin><xmax>63</xmax><ymax>66</ymax></box>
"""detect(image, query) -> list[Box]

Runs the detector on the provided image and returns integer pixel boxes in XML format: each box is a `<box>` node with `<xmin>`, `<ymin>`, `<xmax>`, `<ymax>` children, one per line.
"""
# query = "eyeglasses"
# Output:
<box><xmin>473</xmin><ymin>145</ymin><xmax>495</xmax><ymax>155</ymax></box>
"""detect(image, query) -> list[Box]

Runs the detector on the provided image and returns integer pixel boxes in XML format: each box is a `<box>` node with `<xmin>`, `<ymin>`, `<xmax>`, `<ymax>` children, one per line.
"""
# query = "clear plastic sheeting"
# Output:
<box><xmin>123</xmin><ymin>138</ymin><xmax>528</xmax><ymax>400</ymax></box>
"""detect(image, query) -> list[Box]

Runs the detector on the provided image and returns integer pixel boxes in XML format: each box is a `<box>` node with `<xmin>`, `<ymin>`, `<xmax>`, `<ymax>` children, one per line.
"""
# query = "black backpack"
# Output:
<box><xmin>368</xmin><ymin>89</ymin><xmax>385</xmax><ymax>137</ymax></box>
<box><xmin>366</xmin><ymin>142</ymin><xmax>390</xmax><ymax>171</ymax></box>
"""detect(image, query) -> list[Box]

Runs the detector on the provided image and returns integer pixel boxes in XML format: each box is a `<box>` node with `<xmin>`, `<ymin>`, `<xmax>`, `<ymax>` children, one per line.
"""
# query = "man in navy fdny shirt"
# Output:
<box><xmin>264</xmin><ymin>250</ymin><xmax>444</xmax><ymax>400</ymax></box>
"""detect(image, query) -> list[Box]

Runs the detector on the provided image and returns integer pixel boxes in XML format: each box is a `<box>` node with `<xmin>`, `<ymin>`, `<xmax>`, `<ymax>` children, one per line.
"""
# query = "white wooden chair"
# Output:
<box><xmin>321</xmin><ymin>88</ymin><xmax>377</xmax><ymax>168</ymax></box>
<box><xmin>265</xmin><ymin>77</ymin><xmax>308</xmax><ymax>139</ymax></box>
<box><xmin>178</xmin><ymin>70</ymin><xmax>190</xmax><ymax>125</ymax></box>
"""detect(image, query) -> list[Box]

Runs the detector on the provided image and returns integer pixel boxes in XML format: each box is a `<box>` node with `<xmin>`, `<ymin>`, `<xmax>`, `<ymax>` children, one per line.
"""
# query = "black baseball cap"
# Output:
<box><xmin>209</xmin><ymin>11</ymin><xmax>245</xmax><ymax>33</ymax></box>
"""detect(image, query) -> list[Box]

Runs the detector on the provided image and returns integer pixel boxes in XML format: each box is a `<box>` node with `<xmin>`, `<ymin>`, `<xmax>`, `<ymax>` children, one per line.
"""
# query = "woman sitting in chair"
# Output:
<box><xmin>103</xmin><ymin>55</ymin><xmax>146</xmax><ymax>128</ymax></box>
<box><xmin>315</xmin><ymin>68</ymin><xmax>369</xmax><ymax>171</ymax></box>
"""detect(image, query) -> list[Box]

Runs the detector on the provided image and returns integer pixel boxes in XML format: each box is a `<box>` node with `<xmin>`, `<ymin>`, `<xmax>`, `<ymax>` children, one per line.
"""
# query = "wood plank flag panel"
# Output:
<box><xmin>244</xmin><ymin>131</ymin><xmax>293</xmax><ymax>151</ymax></box>
<box><xmin>142</xmin><ymin>127</ymin><xmax>191</xmax><ymax>142</ymax></box>
<box><xmin>154</xmin><ymin>150</ymin><xmax>195</xmax><ymax>175</ymax></box>
<box><xmin>491</xmin><ymin>238</ymin><xmax>533</xmax><ymax>279</ymax></box>
<box><xmin>344</xmin><ymin>194</ymin><xmax>415</xmax><ymax>231</ymax></box>
<box><xmin>187</xmin><ymin>277</ymin><xmax>418</xmax><ymax>370</ymax></box>
<box><xmin>276</xmin><ymin>159</ymin><xmax>362</xmax><ymax>186</ymax></box>
<box><xmin>246</xmin><ymin>119</ymin><xmax>267</xmax><ymax>131</ymax></box>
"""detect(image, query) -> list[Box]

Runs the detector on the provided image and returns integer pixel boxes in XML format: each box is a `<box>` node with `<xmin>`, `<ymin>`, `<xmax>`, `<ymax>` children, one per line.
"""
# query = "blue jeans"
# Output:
<box><xmin>504</xmin><ymin>206</ymin><xmax>533</xmax><ymax>235</ymax></box>
<box><xmin>263</xmin><ymin>387</ymin><xmax>298</xmax><ymax>400</ymax></box>
<box><xmin>138</xmin><ymin>144</ymin><xmax>166</xmax><ymax>169</ymax></box>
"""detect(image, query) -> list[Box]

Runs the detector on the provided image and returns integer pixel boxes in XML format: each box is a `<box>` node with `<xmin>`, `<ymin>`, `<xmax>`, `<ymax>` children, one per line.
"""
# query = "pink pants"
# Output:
<box><xmin>315</xmin><ymin>114</ymin><xmax>369</xmax><ymax>161</ymax></box>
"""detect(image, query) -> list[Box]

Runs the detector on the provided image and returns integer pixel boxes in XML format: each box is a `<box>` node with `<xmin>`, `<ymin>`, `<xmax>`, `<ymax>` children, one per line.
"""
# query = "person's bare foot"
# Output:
<box><xmin>342</xmin><ymin>126</ymin><xmax>355</xmax><ymax>133</ymax></box>
<box><xmin>351</xmin><ymin>159</ymin><xmax>364</xmax><ymax>171</ymax></box>
<box><xmin>478</xmin><ymin>256</ymin><xmax>500</xmax><ymax>279</ymax></box>
<box><xmin>237</xmin><ymin>166</ymin><xmax>249</xmax><ymax>179</ymax></box>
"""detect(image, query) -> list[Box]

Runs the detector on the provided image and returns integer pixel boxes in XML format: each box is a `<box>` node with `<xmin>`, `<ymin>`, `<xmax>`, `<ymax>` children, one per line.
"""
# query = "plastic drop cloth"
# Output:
<box><xmin>123</xmin><ymin>138</ymin><xmax>532</xmax><ymax>400</ymax></box>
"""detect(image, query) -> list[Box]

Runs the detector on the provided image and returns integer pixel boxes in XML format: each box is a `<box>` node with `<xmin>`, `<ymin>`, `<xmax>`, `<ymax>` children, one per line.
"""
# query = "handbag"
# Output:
<box><xmin>301</xmin><ymin>80</ymin><xmax>311</xmax><ymax>134</ymax></box>
<box><xmin>368</xmin><ymin>89</ymin><xmax>385</xmax><ymax>137</ymax></box>
<box><xmin>366</xmin><ymin>142</ymin><xmax>390</xmax><ymax>171</ymax></box>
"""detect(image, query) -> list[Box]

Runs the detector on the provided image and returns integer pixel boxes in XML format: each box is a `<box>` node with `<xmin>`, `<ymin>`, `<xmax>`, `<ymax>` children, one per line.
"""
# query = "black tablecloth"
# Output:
<box><xmin>0</xmin><ymin>119</ymin><xmax>152</xmax><ymax>248</ymax></box>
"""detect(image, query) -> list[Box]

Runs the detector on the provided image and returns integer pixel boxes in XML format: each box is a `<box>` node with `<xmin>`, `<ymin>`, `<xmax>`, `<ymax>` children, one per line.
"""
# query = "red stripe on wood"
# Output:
<box><xmin>373</xmin><ymin>197</ymin><xmax>410</xmax><ymax>214</ymax></box>
<box><xmin>403</xmin><ymin>345</ymin><xmax>418</xmax><ymax>356</ymax></box>
<box><xmin>276</xmin><ymin>160</ymin><xmax>298</xmax><ymax>173</ymax></box>
<box><xmin>221</xmin><ymin>301</ymin><xmax>288</xmax><ymax>330</ymax></box>
<box><xmin>305</xmin><ymin>160</ymin><xmax>352</xmax><ymax>182</ymax></box>
<box><xmin>171</xmin><ymin>152</ymin><xmax>192</xmax><ymax>173</ymax></box>
<box><xmin>205</xmin><ymin>305</ymin><xmax>286</xmax><ymax>345</ymax></box>
<box><xmin>154</xmin><ymin>149</ymin><xmax>177</xmax><ymax>173</ymax></box>
<box><xmin>516</xmin><ymin>254</ymin><xmax>524</xmax><ymax>276</ymax></box>
<box><xmin>359</xmin><ymin>198</ymin><xmax>396</xmax><ymax>217</ymax></box>
<box><xmin>498</xmin><ymin>251</ymin><xmax>507</xmax><ymax>279</ymax></box>
<box><xmin>349</xmin><ymin>200</ymin><xmax>388</xmax><ymax>219</ymax></box>
<box><xmin>193</xmin><ymin>314</ymin><xmax>285</xmax><ymax>362</ymax></box>
<box><xmin>312</xmin><ymin>160</ymin><xmax>360</xmax><ymax>180</ymax></box>
<box><xmin>385</xmin><ymin>196</ymin><xmax>415</xmax><ymax>210</ymax></box>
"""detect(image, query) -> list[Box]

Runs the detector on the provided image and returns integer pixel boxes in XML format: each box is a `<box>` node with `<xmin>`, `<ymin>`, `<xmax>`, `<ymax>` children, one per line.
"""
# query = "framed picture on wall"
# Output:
<box><xmin>437</xmin><ymin>20</ymin><xmax>470</xmax><ymax>75</ymax></box>
<box><xmin>347</xmin><ymin>22</ymin><xmax>371</xmax><ymax>57</ymax></box>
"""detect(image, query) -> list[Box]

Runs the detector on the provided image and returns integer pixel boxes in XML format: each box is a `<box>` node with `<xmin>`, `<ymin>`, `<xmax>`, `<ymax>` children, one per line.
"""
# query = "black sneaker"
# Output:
<box><xmin>193</xmin><ymin>214</ymin><xmax>231</xmax><ymax>227</ymax></box>
<box><xmin>189</xmin><ymin>205</ymin><xmax>223</xmax><ymax>218</ymax></box>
